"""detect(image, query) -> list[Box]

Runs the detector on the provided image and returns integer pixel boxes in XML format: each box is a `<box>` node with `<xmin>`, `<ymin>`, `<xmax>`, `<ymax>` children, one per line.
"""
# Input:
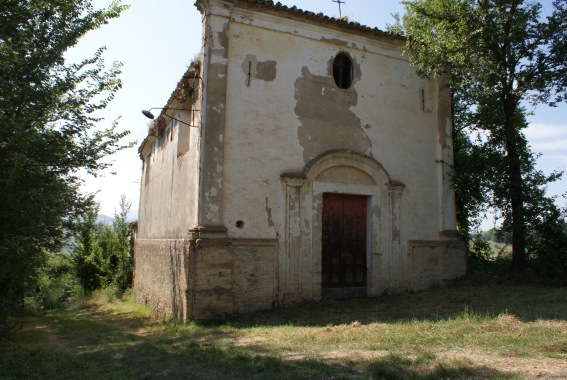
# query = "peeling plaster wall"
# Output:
<box><xmin>220</xmin><ymin>6</ymin><xmax>465</xmax><ymax>299</ymax></box>
<box><xmin>222</xmin><ymin>14</ymin><xmax>444</xmax><ymax>243</ymax></box>
<box><xmin>138</xmin><ymin>110</ymin><xmax>201</xmax><ymax>239</ymax></box>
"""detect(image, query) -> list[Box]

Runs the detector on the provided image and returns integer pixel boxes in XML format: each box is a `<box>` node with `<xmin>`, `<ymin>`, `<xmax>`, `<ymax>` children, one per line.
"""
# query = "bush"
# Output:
<box><xmin>527</xmin><ymin>219</ymin><xmax>567</xmax><ymax>283</ymax></box>
<box><xmin>0</xmin><ymin>300</ymin><xmax>23</xmax><ymax>338</ymax></box>
<box><xmin>469</xmin><ymin>235</ymin><xmax>493</xmax><ymax>264</ymax></box>
<box><xmin>26</xmin><ymin>253</ymin><xmax>81</xmax><ymax>311</ymax></box>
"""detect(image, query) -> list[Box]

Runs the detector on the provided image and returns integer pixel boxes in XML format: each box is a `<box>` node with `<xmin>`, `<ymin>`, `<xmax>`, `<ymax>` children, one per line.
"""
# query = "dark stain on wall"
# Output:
<box><xmin>219</xmin><ymin>21</ymin><xmax>229</xmax><ymax>49</ymax></box>
<box><xmin>241</xmin><ymin>54</ymin><xmax>277</xmax><ymax>83</ymax></box>
<box><xmin>294</xmin><ymin>64</ymin><xmax>372</xmax><ymax>163</ymax></box>
<box><xmin>256</xmin><ymin>60</ymin><xmax>277</xmax><ymax>81</ymax></box>
<box><xmin>212</xmin><ymin>22</ymin><xmax>229</xmax><ymax>59</ymax></box>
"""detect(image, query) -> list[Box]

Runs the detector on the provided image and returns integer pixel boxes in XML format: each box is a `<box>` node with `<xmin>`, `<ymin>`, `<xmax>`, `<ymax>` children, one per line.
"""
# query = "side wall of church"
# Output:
<box><xmin>137</xmin><ymin>109</ymin><xmax>201</xmax><ymax>239</ymax></box>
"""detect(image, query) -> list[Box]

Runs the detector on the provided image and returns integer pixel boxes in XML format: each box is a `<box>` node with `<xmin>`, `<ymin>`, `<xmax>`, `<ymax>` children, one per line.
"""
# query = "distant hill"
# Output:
<box><xmin>96</xmin><ymin>214</ymin><xmax>113</xmax><ymax>225</ymax></box>
<box><xmin>96</xmin><ymin>210</ymin><xmax>138</xmax><ymax>225</ymax></box>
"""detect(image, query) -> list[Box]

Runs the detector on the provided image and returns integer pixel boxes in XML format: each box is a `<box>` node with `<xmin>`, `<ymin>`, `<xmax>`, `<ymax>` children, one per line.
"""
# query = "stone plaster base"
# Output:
<box><xmin>134</xmin><ymin>235</ymin><xmax>466</xmax><ymax>321</ymax></box>
<box><xmin>133</xmin><ymin>239</ymin><xmax>189</xmax><ymax>321</ymax></box>
<box><xmin>134</xmin><ymin>235</ymin><xmax>278</xmax><ymax>321</ymax></box>
<box><xmin>408</xmin><ymin>238</ymin><xmax>467</xmax><ymax>290</ymax></box>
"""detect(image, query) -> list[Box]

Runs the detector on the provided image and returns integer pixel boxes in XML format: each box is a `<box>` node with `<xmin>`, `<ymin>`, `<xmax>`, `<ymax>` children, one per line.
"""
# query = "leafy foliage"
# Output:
<box><xmin>453</xmin><ymin>127</ymin><xmax>492</xmax><ymax>240</ymax></box>
<box><xmin>74</xmin><ymin>196</ymin><xmax>133</xmax><ymax>294</ymax></box>
<box><xmin>402</xmin><ymin>0</ymin><xmax>567</xmax><ymax>272</ymax></box>
<box><xmin>28</xmin><ymin>253</ymin><xmax>80</xmax><ymax>310</ymax></box>
<box><xmin>0</xmin><ymin>0</ymin><xmax>129</xmax><ymax>334</ymax></box>
<box><xmin>73</xmin><ymin>203</ymin><xmax>103</xmax><ymax>293</ymax></box>
<box><xmin>468</xmin><ymin>235</ymin><xmax>494</xmax><ymax>264</ymax></box>
<box><xmin>526</xmin><ymin>208</ymin><xmax>567</xmax><ymax>281</ymax></box>
<box><xmin>112</xmin><ymin>196</ymin><xmax>133</xmax><ymax>293</ymax></box>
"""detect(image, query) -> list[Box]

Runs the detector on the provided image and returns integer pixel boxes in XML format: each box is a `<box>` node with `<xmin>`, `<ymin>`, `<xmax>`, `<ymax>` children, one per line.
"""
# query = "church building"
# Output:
<box><xmin>133</xmin><ymin>0</ymin><xmax>466</xmax><ymax>320</ymax></box>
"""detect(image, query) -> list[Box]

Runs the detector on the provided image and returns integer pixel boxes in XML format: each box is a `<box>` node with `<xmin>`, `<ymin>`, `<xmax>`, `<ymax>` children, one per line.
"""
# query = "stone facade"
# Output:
<box><xmin>133</xmin><ymin>0</ymin><xmax>466</xmax><ymax>321</ymax></box>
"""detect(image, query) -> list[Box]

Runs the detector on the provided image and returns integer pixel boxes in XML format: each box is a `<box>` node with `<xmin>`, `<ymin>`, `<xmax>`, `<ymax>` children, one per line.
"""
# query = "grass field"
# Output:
<box><xmin>1</xmin><ymin>279</ymin><xmax>566</xmax><ymax>379</ymax></box>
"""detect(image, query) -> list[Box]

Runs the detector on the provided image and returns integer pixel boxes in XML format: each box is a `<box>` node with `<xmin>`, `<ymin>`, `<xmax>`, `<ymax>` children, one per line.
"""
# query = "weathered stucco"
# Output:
<box><xmin>134</xmin><ymin>0</ymin><xmax>466</xmax><ymax>321</ymax></box>
<box><xmin>186</xmin><ymin>235</ymin><xmax>277</xmax><ymax>319</ymax></box>
<box><xmin>137</xmin><ymin>108</ymin><xmax>201</xmax><ymax>239</ymax></box>
<box><xmin>241</xmin><ymin>54</ymin><xmax>278</xmax><ymax>82</ymax></box>
<box><xmin>295</xmin><ymin>65</ymin><xmax>372</xmax><ymax>163</ymax></box>
<box><xmin>199</xmin><ymin>11</ymin><xmax>230</xmax><ymax>226</ymax></box>
<box><xmin>133</xmin><ymin>239</ymin><xmax>189</xmax><ymax>320</ymax></box>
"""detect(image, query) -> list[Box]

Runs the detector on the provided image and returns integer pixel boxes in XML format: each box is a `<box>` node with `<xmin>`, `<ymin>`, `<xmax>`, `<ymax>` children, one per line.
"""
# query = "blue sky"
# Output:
<box><xmin>70</xmin><ymin>0</ymin><xmax>565</xmax><ymax>226</ymax></box>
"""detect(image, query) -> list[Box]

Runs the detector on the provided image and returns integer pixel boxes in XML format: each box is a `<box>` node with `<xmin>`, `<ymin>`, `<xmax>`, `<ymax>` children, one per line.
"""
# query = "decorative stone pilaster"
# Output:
<box><xmin>388</xmin><ymin>181</ymin><xmax>405</xmax><ymax>290</ymax></box>
<box><xmin>281</xmin><ymin>175</ymin><xmax>305</xmax><ymax>304</ymax></box>
<box><xmin>188</xmin><ymin>224</ymin><xmax>229</xmax><ymax>244</ymax></box>
<box><xmin>196</xmin><ymin>1</ymin><xmax>233</xmax><ymax>227</ymax></box>
<box><xmin>439</xmin><ymin>230</ymin><xmax>461</xmax><ymax>241</ymax></box>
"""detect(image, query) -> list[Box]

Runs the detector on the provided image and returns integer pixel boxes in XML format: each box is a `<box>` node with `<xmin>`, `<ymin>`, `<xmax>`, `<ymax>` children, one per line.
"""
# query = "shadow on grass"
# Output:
<box><xmin>70</xmin><ymin>343</ymin><xmax>520</xmax><ymax>380</ymax></box>
<box><xmin>1</xmin><ymin>281</ymin><xmax>564</xmax><ymax>379</ymax></box>
<box><xmin>366</xmin><ymin>353</ymin><xmax>519</xmax><ymax>380</ymax></box>
<box><xmin>220</xmin><ymin>281</ymin><xmax>567</xmax><ymax>328</ymax></box>
<box><xmin>0</xmin><ymin>314</ymin><xmax>519</xmax><ymax>380</ymax></box>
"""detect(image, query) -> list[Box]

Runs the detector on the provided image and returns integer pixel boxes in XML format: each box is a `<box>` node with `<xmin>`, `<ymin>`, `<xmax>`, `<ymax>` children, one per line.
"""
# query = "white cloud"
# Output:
<box><xmin>530</xmin><ymin>139</ymin><xmax>567</xmax><ymax>152</ymax></box>
<box><xmin>554</xmin><ymin>154</ymin><xmax>567</xmax><ymax>169</ymax></box>
<box><xmin>525</xmin><ymin>123</ymin><xmax>567</xmax><ymax>140</ymax></box>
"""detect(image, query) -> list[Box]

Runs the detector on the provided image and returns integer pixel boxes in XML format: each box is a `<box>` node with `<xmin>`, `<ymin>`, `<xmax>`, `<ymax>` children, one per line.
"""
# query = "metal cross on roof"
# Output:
<box><xmin>332</xmin><ymin>0</ymin><xmax>346</xmax><ymax>18</ymax></box>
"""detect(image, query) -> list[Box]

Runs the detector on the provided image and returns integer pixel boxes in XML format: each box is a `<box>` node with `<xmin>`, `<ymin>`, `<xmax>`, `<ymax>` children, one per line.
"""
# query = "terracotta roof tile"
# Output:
<box><xmin>199</xmin><ymin>0</ymin><xmax>404</xmax><ymax>42</ymax></box>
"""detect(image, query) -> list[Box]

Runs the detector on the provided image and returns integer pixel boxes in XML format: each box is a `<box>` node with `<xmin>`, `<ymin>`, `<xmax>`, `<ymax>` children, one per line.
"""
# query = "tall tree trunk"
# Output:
<box><xmin>503</xmin><ymin>102</ymin><xmax>526</xmax><ymax>272</ymax></box>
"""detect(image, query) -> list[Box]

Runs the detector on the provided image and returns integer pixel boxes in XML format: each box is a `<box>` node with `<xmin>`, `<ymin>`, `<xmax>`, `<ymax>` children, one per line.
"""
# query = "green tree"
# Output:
<box><xmin>74</xmin><ymin>203</ymin><xmax>103</xmax><ymax>293</ymax></box>
<box><xmin>0</xmin><ymin>0</ymin><xmax>129</xmax><ymax>332</ymax></box>
<box><xmin>452</xmin><ymin>126</ymin><xmax>492</xmax><ymax>241</ymax></box>
<box><xmin>112</xmin><ymin>195</ymin><xmax>133</xmax><ymax>293</ymax></box>
<box><xmin>73</xmin><ymin>196</ymin><xmax>132</xmax><ymax>294</ymax></box>
<box><xmin>402</xmin><ymin>0</ymin><xmax>567</xmax><ymax>271</ymax></box>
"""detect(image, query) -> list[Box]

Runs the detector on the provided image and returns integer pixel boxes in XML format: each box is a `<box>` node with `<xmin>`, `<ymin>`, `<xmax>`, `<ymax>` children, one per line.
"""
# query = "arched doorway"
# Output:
<box><xmin>281</xmin><ymin>150</ymin><xmax>404</xmax><ymax>303</ymax></box>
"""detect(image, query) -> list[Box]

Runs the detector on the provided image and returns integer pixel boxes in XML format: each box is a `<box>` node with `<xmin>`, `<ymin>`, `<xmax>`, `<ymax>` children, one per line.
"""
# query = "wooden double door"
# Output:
<box><xmin>321</xmin><ymin>193</ymin><xmax>368</xmax><ymax>299</ymax></box>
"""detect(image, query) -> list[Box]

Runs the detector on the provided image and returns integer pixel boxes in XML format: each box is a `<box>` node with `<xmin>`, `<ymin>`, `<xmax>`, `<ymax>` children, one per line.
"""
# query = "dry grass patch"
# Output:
<box><xmin>1</xmin><ymin>283</ymin><xmax>566</xmax><ymax>379</ymax></box>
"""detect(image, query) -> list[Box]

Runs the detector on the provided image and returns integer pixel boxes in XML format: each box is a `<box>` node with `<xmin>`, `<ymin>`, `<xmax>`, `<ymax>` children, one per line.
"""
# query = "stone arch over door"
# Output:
<box><xmin>280</xmin><ymin>150</ymin><xmax>405</xmax><ymax>305</ymax></box>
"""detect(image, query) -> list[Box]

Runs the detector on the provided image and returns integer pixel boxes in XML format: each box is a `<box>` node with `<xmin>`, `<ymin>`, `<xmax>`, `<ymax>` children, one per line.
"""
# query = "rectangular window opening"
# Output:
<box><xmin>177</xmin><ymin>112</ymin><xmax>190</xmax><ymax>157</ymax></box>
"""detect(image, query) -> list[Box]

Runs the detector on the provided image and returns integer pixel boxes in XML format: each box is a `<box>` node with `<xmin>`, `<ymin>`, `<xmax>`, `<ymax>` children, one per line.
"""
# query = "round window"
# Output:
<box><xmin>333</xmin><ymin>53</ymin><xmax>353</xmax><ymax>89</ymax></box>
